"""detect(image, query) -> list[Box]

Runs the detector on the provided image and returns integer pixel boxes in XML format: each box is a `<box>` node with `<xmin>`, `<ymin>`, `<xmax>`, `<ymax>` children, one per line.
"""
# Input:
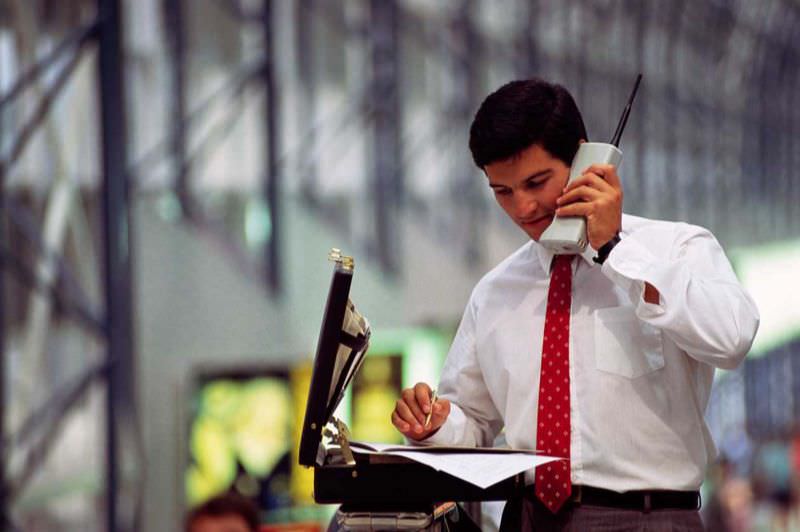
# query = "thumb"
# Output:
<box><xmin>429</xmin><ymin>398</ymin><xmax>451</xmax><ymax>428</ymax></box>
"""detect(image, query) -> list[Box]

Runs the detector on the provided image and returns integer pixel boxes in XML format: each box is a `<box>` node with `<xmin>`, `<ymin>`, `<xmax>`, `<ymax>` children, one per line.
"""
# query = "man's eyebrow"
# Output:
<box><xmin>524</xmin><ymin>169</ymin><xmax>553</xmax><ymax>181</ymax></box>
<box><xmin>488</xmin><ymin>169</ymin><xmax>553</xmax><ymax>188</ymax></box>
<box><xmin>489</xmin><ymin>168</ymin><xmax>553</xmax><ymax>188</ymax></box>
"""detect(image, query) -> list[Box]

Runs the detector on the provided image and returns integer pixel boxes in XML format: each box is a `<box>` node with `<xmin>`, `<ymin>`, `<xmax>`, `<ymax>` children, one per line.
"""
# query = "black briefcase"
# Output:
<box><xmin>298</xmin><ymin>249</ymin><xmax>524</xmax><ymax>506</ymax></box>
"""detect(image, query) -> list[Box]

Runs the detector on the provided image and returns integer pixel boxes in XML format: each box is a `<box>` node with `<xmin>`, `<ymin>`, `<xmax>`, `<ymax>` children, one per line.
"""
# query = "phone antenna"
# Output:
<box><xmin>610</xmin><ymin>74</ymin><xmax>643</xmax><ymax>147</ymax></box>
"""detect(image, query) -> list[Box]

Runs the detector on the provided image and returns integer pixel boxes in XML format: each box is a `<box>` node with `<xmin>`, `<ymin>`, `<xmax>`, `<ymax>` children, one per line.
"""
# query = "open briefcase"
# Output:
<box><xmin>298</xmin><ymin>249</ymin><xmax>525</xmax><ymax>510</ymax></box>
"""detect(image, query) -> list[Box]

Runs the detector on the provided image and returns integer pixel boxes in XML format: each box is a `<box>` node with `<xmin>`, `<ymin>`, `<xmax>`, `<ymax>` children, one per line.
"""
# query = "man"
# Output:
<box><xmin>186</xmin><ymin>492</ymin><xmax>259</xmax><ymax>532</ymax></box>
<box><xmin>391</xmin><ymin>79</ymin><xmax>759</xmax><ymax>530</ymax></box>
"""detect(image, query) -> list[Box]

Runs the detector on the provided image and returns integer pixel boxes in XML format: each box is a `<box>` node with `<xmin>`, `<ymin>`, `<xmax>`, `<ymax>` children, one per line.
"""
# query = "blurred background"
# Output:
<box><xmin>1</xmin><ymin>0</ymin><xmax>799</xmax><ymax>530</ymax></box>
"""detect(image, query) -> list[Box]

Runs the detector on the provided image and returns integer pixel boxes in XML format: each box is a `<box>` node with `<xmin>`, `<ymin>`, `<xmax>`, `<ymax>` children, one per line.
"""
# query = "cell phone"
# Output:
<box><xmin>539</xmin><ymin>74</ymin><xmax>642</xmax><ymax>254</ymax></box>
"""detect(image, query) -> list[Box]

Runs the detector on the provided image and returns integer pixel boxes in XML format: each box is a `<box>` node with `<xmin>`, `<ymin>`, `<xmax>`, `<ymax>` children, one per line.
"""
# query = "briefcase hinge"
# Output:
<box><xmin>323</xmin><ymin>416</ymin><xmax>356</xmax><ymax>465</ymax></box>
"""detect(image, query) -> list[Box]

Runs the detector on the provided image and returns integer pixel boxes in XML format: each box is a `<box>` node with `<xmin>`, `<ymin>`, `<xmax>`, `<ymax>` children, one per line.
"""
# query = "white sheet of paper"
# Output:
<box><xmin>386</xmin><ymin>450</ymin><xmax>560</xmax><ymax>489</ymax></box>
<box><xmin>351</xmin><ymin>441</ymin><xmax>539</xmax><ymax>455</ymax></box>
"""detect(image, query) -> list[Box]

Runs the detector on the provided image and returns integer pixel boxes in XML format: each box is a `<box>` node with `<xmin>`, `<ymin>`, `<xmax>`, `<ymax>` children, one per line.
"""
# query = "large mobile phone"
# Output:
<box><xmin>539</xmin><ymin>74</ymin><xmax>642</xmax><ymax>254</ymax></box>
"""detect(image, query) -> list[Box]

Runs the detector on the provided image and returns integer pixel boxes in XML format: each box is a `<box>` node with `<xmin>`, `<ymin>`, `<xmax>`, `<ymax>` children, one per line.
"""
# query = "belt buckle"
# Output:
<box><xmin>571</xmin><ymin>485</ymin><xmax>582</xmax><ymax>505</ymax></box>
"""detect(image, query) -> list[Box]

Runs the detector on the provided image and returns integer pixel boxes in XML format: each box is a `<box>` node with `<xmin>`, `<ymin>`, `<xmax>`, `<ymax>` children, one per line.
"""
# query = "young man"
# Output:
<box><xmin>391</xmin><ymin>79</ymin><xmax>759</xmax><ymax>531</ymax></box>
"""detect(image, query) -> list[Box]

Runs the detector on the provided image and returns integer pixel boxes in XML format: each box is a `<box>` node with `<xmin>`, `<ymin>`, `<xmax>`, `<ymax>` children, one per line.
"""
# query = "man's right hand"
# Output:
<box><xmin>392</xmin><ymin>382</ymin><xmax>451</xmax><ymax>441</ymax></box>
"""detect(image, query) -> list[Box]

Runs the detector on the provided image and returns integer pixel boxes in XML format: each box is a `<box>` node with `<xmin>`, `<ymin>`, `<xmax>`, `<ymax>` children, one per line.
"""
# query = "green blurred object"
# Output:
<box><xmin>245</xmin><ymin>197</ymin><xmax>272</xmax><ymax>249</ymax></box>
<box><xmin>187</xmin><ymin>417</ymin><xmax>237</xmax><ymax>505</ymax></box>
<box><xmin>186</xmin><ymin>376</ymin><xmax>292</xmax><ymax>507</ymax></box>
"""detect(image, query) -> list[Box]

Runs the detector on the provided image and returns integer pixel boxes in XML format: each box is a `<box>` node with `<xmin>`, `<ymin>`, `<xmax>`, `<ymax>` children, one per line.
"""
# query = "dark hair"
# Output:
<box><xmin>186</xmin><ymin>492</ymin><xmax>260</xmax><ymax>532</ymax></box>
<box><xmin>468</xmin><ymin>79</ymin><xmax>588</xmax><ymax>169</ymax></box>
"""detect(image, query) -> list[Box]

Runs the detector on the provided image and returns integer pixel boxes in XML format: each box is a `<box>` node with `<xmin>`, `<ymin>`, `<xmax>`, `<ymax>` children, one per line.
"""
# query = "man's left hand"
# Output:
<box><xmin>555</xmin><ymin>163</ymin><xmax>623</xmax><ymax>251</ymax></box>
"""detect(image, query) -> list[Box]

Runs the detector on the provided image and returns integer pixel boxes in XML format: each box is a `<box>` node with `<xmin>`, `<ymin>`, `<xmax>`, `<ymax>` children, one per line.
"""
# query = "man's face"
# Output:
<box><xmin>485</xmin><ymin>143</ymin><xmax>571</xmax><ymax>241</ymax></box>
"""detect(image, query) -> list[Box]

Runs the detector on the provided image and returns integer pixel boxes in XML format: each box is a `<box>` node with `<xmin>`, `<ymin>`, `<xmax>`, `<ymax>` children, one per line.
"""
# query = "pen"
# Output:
<box><xmin>425</xmin><ymin>389</ymin><xmax>438</xmax><ymax>429</ymax></box>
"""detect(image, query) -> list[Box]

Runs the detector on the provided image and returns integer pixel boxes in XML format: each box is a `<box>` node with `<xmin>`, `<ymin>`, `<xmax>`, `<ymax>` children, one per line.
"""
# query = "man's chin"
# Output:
<box><xmin>522</xmin><ymin>228</ymin><xmax>544</xmax><ymax>241</ymax></box>
<box><xmin>520</xmin><ymin>219</ymin><xmax>552</xmax><ymax>241</ymax></box>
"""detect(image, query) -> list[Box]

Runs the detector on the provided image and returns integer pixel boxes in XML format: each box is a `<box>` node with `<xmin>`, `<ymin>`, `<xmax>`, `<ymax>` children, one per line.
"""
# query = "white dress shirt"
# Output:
<box><xmin>425</xmin><ymin>214</ymin><xmax>760</xmax><ymax>492</ymax></box>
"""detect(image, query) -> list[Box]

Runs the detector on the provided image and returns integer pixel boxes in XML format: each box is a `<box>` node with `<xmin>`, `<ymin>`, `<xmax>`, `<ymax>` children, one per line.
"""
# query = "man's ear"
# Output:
<box><xmin>579</xmin><ymin>138</ymin><xmax>586</xmax><ymax>144</ymax></box>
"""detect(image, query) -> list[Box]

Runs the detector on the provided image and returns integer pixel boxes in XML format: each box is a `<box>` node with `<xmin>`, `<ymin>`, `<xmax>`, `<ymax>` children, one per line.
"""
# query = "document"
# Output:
<box><xmin>351</xmin><ymin>441</ymin><xmax>539</xmax><ymax>454</ymax></box>
<box><xmin>351</xmin><ymin>441</ymin><xmax>560</xmax><ymax>489</ymax></box>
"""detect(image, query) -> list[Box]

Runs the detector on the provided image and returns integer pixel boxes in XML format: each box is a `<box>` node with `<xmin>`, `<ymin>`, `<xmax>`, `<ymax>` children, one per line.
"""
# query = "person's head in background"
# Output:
<box><xmin>186</xmin><ymin>492</ymin><xmax>259</xmax><ymax>532</ymax></box>
<box><xmin>469</xmin><ymin>79</ymin><xmax>589</xmax><ymax>241</ymax></box>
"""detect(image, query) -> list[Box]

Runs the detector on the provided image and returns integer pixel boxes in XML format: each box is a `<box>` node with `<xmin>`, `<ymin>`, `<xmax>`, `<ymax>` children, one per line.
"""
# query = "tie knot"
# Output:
<box><xmin>551</xmin><ymin>254</ymin><xmax>574</xmax><ymax>275</ymax></box>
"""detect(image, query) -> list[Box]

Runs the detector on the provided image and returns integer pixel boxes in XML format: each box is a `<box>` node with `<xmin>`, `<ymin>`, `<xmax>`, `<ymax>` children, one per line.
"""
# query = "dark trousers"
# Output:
<box><xmin>500</xmin><ymin>493</ymin><xmax>705</xmax><ymax>532</ymax></box>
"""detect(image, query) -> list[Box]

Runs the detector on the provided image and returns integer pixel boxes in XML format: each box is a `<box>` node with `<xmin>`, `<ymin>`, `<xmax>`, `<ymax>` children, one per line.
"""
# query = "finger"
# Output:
<box><xmin>565</xmin><ymin>173</ymin><xmax>612</xmax><ymax>194</ymax></box>
<box><xmin>397</xmin><ymin>395</ymin><xmax>426</xmax><ymax>428</ymax></box>
<box><xmin>414</xmin><ymin>382</ymin><xmax>433</xmax><ymax>413</ymax></box>
<box><xmin>584</xmin><ymin>163</ymin><xmax>621</xmax><ymax>189</ymax></box>
<box><xmin>392</xmin><ymin>410</ymin><xmax>412</xmax><ymax>434</ymax></box>
<box><xmin>395</xmin><ymin>397</ymin><xmax>420</xmax><ymax>426</ymax></box>
<box><xmin>557</xmin><ymin>185</ymin><xmax>603</xmax><ymax>206</ymax></box>
<box><xmin>395</xmin><ymin>402</ymin><xmax>425</xmax><ymax>435</ymax></box>
<box><xmin>555</xmin><ymin>202</ymin><xmax>592</xmax><ymax>218</ymax></box>
<box><xmin>429</xmin><ymin>398</ymin><xmax>451</xmax><ymax>428</ymax></box>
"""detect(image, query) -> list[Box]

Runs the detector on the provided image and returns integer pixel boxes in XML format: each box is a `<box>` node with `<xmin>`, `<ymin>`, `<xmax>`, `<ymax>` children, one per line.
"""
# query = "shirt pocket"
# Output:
<box><xmin>593</xmin><ymin>306</ymin><xmax>665</xmax><ymax>378</ymax></box>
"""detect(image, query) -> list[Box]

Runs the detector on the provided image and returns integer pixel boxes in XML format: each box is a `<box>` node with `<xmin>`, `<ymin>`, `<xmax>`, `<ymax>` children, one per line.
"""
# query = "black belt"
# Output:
<box><xmin>527</xmin><ymin>485</ymin><xmax>701</xmax><ymax>512</ymax></box>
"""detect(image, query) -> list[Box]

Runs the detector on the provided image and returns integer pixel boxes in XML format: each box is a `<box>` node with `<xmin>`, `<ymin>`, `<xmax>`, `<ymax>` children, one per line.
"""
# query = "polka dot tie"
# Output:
<box><xmin>535</xmin><ymin>254</ymin><xmax>574</xmax><ymax>513</ymax></box>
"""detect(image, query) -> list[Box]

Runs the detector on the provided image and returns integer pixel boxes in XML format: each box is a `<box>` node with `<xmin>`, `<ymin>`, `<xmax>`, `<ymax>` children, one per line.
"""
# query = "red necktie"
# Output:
<box><xmin>536</xmin><ymin>254</ymin><xmax>573</xmax><ymax>513</ymax></box>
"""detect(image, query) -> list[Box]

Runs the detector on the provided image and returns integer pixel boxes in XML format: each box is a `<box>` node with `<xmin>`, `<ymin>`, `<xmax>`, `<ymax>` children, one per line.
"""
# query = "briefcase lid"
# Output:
<box><xmin>298</xmin><ymin>250</ymin><xmax>371</xmax><ymax>467</ymax></box>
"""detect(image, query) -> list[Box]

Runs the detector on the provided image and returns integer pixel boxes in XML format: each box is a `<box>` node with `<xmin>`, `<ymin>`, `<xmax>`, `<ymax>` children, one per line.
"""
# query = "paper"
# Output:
<box><xmin>351</xmin><ymin>441</ymin><xmax>539</xmax><ymax>455</ymax></box>
<box><xmin>392</xmin><ymin>451</ymin><xmax>559</xmax><ymax>489</ymax></box>
<box><xmin>350</xmin><ymin>441</ymin><xmax>560</xmax><ymax>489</ymax></box>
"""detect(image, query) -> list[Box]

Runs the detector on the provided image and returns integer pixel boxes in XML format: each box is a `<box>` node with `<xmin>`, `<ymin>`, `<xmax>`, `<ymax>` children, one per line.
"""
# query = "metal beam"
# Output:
<box><xmin>162</xmin><ymin>0</ymin><xmax>191</xmax><ymax>217</ymax></box>
<box><xmin>0</xmin><ymin>46</ymin><xmax>85</xmax><ymax>181</ymax></box>
<box><xmin>131</xmin><ymin>58</ymin><xmax>265</xmax><ymax>189</ymax></box>
<box><xmin>450</xmin><ymin>0</ymin><xmax>483</xmax><ymax>266</ymax></box>
<box><xmin>262</xmin><ymin>0</ymin><xmax>282</xmax><ymax>293</ymax></box>
<box><xmin>515</xmin><ymin>0</ymin><xmax>539</xmax><ymax>77</ymax></box>
<box><xmin>370</xmin><ymin>0</ymin><xmax>402</xmax><ymax>274</ymax></box>
<box><xmin>0</xmin><ymin>170</ymin><xmax>7</xmax><ymax>532</ymax></box>
<box><xmin>6</xmin><ymin>358</ymin><xmax>109</xmax><ymax>499</ymax></box>
<box><xmin>296</xmin><ymin>0</ymin><xmax>318</xmax><ymax>202</ymax></box>
<box><xmin>0</xmin><ymin>20</ymin><xmax>97</xmax><ymax>111</ymax></box>
<box><xmin>663</xmin><ymin>0</ymin><xmax>685</xmax><ymax>223</ymax></box>
<box><xmin>96</xmin><ymin>0</ymin><xmax>137</xmax><ymax>530</ymax></box>
<box><xmin>0</xmin><ymin>247</ymin><xmax>105</xmax><ymax>335</ymax></box>
<box><xmin>4</xmin><ymin>199</ymin><xmax>100</xmax><ymax>327</ymax></box>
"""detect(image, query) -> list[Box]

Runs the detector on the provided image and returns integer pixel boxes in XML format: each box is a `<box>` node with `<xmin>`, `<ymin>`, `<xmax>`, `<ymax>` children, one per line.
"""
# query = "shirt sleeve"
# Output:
<box><xmin>419</xmin><ymin>291</ymin><xmax>504</xmax><ymax>447</ymax></box>
<box><xmin>600</xmin><ymin>223</ymin><xmax>760</xmax><ymax>369</ymax></box>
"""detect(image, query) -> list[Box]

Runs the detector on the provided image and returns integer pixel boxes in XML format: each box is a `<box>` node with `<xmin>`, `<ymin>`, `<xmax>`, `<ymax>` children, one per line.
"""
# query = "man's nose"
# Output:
<box><xmin>514</xmin><ymin>193</ymin><xmax>538</xmax><ymax>218</ymax></box>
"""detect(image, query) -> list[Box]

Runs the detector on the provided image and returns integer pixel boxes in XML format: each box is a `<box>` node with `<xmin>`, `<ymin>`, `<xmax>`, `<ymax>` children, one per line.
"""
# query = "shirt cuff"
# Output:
<box><xmin>600</xmin><ymin>236</ymin><xmax>666</xmax><ymax>316</ymax></box>
<box><xmin>580</xmin><ymin>243</ymin><xmax>598</xmax><ymax>265</ymax></box>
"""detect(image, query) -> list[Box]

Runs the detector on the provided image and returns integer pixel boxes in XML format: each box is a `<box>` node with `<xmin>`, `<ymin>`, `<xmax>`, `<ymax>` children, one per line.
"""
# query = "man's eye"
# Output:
<box><xmin>493</xmin><ymin>189</ymin><xmax>511</xmax><ymax>196</ymax></box>
<box><xmin>525</xmin><ymin>180</ymin><xmax>544</xmax><ymax>189</ymax></box>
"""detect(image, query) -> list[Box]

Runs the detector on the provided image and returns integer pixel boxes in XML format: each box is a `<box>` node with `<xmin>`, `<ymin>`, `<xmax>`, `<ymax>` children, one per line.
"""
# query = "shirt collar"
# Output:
<box><xmin>534</xmin><ymin>242</ymin><xmax>594</xmax><ymax>274</ymax></box>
